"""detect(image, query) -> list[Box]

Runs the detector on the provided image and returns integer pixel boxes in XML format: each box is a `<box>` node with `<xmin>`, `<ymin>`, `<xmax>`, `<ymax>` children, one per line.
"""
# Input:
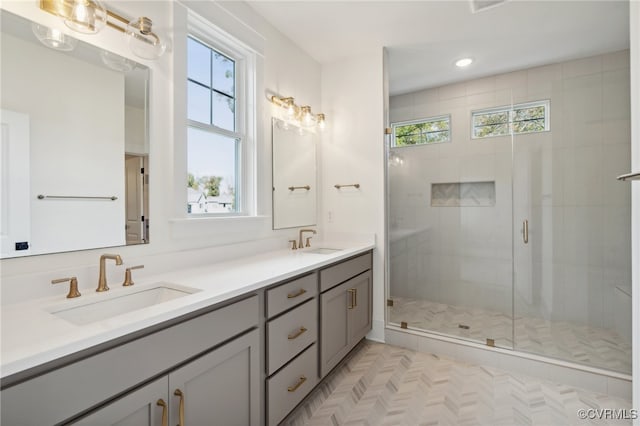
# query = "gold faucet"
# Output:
<box><xmin>299</xmin><ymin>229</ymin><xmax>317</xmax><ymax>248</ymax></box>
<box><xmin>97</xmin><ymin>254</ymin><xmax>123</xmax><ymax>292</ymax></box>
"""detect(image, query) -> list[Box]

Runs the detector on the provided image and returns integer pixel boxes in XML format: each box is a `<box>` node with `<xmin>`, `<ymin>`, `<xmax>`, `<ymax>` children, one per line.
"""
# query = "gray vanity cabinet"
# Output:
<box><xmin>320</xmin><ymin>253</ymin><xmax>372</xmax><ymax>378</ymax></box>
<box><xmin>73</xmin><ymin>378</ymin><xmax>167</xmax><ymax>426</ymax></box>
<box><xmin>265</xmin><ymin>273</ymin><xmax>319</xmax><ymax>426</ymax></box>
<box><xmin>75</xmin><ymin>330</ymin><xmax>260</xmax><ymax>426</ymax></box>
<box><xmin>168</xmin><ymin>329</ymin><xmax>260</xmax><ymax>426</ymax></box>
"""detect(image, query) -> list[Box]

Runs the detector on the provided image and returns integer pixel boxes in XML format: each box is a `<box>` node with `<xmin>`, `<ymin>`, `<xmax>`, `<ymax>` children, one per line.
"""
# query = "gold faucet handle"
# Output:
<box><xmin>52</xmin><ymin>277</ymin><xmax>81</xmax><ymax>299</ymax></box>
<box><xmin>288</xmin><ymin>239</ymin><xmax>298</xmax><ymax>250</ymax></box>
<box><xmin>123</xmin><ymin>265</ymin><xmax>144</xmax><ymax>286</ymax></box>
<box><xmin>305</xmin><ymin>236</ymin><xmax>313</xmax><ymax>247</ymax></box>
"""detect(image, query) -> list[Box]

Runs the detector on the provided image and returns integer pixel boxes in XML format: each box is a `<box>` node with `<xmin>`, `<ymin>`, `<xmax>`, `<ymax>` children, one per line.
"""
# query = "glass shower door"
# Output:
<box><xmin>386</xmin><ymin>88</ymin><xmax>514</xmax><ymax>349</ymax></box>
<box><xmin>511</xmin><ymin>53</ymin><xmax>633</xmax><ymax>374</ymax></box>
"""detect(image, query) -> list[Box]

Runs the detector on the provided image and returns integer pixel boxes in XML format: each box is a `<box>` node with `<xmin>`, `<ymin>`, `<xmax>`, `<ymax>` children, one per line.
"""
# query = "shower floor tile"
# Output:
<box><xmin>388</xmin><ymin>297</ymin><xmax>632</xmax><ymax>374</ymax></box>
<box><xmin>284</xmin><ymin>340</ymin><xmax>631</xmax><ymax>426</ymax></box>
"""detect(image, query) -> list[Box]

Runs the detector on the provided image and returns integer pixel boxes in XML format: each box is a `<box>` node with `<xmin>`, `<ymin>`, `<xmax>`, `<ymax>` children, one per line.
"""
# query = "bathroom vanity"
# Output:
<box><xmin>0</xmin><ymin>245</ymin><xmax>373</xmax><ymax>426</ymax></box>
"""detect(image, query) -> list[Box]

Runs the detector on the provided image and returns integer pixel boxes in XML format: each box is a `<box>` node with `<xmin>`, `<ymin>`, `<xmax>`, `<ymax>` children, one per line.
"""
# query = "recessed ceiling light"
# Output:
<box><xmin>455</xmin><ymin>58</ymin><xmax>474</xmax><ymax>68</ymax></box>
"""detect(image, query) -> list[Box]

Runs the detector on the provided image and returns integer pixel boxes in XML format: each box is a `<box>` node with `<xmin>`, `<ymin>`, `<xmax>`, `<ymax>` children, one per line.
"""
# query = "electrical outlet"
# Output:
<box><xmin>327</xmin><ymin>211</ymin><xmax>333</xmax><ymax>223</ymax></box>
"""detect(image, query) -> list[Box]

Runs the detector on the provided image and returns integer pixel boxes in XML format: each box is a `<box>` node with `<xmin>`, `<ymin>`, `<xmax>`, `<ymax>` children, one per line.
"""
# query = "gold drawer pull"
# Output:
<box><xmin>287</xmin><ymin>288</ymin><xmax>307</xmax><ymax>299</ymax></box>
<box><xmin>174</xmin><ymin>389</ymin><xmax>185</xmax><ymax>426</ymax></box>
<box><xmin>288</xmin><ymin>326</ymin><xmax>308</xmax><ymax>340</ymax></box>
<box><xmin>347</xmin><ymin>289</ymin><xmax>355</xmax><ymax>309</ymax></box>
<box><xmin>156</xmin><ymin>399</ymin><xmax>168</xmax><ymax>426</ymax></box>
<box><xmin>287</xmin><ymin>375</ymin><xmax>307</xmax><ymax>392</ymax></box>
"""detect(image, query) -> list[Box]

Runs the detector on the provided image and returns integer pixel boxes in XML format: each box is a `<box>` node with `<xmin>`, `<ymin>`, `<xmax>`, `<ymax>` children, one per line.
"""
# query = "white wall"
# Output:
<box><xmin>629</xmin><ymin>1</ymin><xmax>639</xmax><ymax>420</ymax></box>
<box><xmin>1</xmin><ymin>32</ymin><xmax>125</xmax><ymax>256</ymax></box>
<box><xmin>388</xmin><ymin>52</ymin><xmax>632</xmax><ymax>343</ymax></box>
<box><xmin>0</xmin><ymin>1</ymin><xmax>321</xmax><ymax>301</ymax></box>
<box><xmin>320</xmin><ymin>51</ymin><xmax>385</xmax><ymax>341</ymax></box>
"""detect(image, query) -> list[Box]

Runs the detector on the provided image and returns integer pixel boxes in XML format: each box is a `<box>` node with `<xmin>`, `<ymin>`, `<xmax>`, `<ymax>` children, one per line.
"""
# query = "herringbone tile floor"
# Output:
<box><xmin>388</xmin><ymin>297</ymin><xmax>632</xmax><ymax>374</ymax></box>
<box><xmin>283</xmin><ymin>341</ymin><xmax>632</xmax><ymax>426</ymax></box>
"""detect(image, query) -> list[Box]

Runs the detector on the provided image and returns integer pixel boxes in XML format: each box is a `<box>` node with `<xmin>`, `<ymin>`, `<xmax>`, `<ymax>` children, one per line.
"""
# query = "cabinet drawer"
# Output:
<box><xmin>320</xmin><ymin>251</ymin><xmax>372</xmax><ymax>292</ymax></box>
<box><xmin>266</xmin><ymin>272</ymin><xmax>317</xmax><ymax>318</ymax></box>
<box><xmin>1</xmin><ymin>295</ymin><xmax>259</xmax><ymax>426</ymax></box>
<box><xmin>267</xmin><ymin>344</ymin><xmax>318</xmax><ymax>426</ymax></box>
<box><xmin>267</xmin><ymin>298</ymin><xmax>317</xmax><ymax>375</ymax></box>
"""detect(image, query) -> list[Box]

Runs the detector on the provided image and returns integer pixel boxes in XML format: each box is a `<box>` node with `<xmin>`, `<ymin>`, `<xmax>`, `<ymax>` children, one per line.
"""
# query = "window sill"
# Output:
<box><xmin>169</xmin><ymin>215</ymin><xmax>270</xmax><ymax>239</ymax></box>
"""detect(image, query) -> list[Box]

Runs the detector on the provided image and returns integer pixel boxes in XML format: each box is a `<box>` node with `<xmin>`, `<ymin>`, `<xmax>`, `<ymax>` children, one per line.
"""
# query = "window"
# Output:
<box><xmin>187</xmin><ymin>35</ymin><xmax>245</xmax><ymax>215</ymax></box>
<box><xmin>472</xmin><ymin>100</ymin><xmax>549</xmax><ymax>139</ymax></box>
<box><xmin>392</xmin><ymin>115</ymin><xmax>451</xmax><ymax>147</ymax></box>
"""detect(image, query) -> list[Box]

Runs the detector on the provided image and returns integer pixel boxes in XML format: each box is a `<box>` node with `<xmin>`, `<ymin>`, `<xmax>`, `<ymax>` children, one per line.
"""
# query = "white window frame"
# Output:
<box><xmin>185</xmin><ymin>12</ymin><xmax>257</xmax><ymax>218</ymax></box>
<box><xmin>391</xmin><ymin>114</ymin><xmax>452</xmax><ymax>148</ymax></box>
<box><xmin>471</xmin><ymin>100</ymin><xmax>550</xmax><ymax>139</ymax></box>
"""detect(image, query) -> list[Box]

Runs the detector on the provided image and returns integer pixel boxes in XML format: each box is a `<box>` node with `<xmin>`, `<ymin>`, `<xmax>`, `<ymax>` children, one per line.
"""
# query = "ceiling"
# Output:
<box><xmin>245</xmin><ymin>0</ymin><xmax>630</xmax><ymax>95</ymax></box>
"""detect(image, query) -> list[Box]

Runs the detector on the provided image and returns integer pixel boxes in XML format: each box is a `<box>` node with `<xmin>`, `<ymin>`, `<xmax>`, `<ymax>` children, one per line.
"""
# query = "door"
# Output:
<box><xmin>0</xmin><ymin>109</ymin><xmax>30</xmax><ymax>257</ymax></box>
<box><xmin>168</xmin><ymin>329</ymin><xmax>260</xmax><ymax>426</ymax></box>
<box><xmin>320</xmin><ymin>280</ymin><xmax>351</xmax><ymax>378</ymax></box>
<box><xmin>125</xmin><ymin>155</ymin><xmax>144</xmax><ymax>244</ymax></box>
<box><xmin>348</xmin><ymin>271</ymin><xmax>373</xmax><ymax>343</ymax></box>
<box><xmin>73</xmin><ymin>378</ymin><xmax>167</xmax><ymax>426</ymax></box>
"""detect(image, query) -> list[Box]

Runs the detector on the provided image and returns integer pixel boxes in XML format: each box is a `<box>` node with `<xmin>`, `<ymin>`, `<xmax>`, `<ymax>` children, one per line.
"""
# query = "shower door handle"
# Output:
<box><xmin>522</xmin><ymin>220</ymin><xmax>529</xmax><ymax>244</ymax></box>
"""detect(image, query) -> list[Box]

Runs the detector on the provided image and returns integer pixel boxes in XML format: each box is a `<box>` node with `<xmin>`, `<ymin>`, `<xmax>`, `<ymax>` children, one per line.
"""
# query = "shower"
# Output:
<box><xmin>385</xmin><ymin>49</ymin><xmax>632</xmax><ymax>375</ymax></box>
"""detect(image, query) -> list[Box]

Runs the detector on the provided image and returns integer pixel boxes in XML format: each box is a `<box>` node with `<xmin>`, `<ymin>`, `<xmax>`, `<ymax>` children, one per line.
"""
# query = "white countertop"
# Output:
<box><xmin>0</xmin><ymin>241</ymin><xmax>374</xmax><ymax>380</ymax></box>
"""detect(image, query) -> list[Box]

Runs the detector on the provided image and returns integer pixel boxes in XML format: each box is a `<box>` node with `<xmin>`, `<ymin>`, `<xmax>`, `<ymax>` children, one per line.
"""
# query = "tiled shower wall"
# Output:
<box><xmin>389</xmin><ymin>50</ymin><xmax>631</xmax><ymax>342</ymax></box>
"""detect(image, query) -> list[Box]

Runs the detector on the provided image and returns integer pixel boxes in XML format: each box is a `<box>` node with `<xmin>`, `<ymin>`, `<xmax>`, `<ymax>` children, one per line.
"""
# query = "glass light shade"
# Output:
<box><xmin>31</xmin><ymin>23</ymin><xmax>77</xmax><ymax>51</ymax></box>
<box><xmin>317</xmin><ymin>113</ymin><xmax>326</xmax><ymax>131</ymax></box>
<box><xmin>300</xmin><ymin>106</ymin><xmax>315</xmax><ymax>127</ymax></box>
<box><xmin>125</xmin><ymin>17</ymin><xmax>167</xmax><ymax>60</ymax></box>
<box><xmin>62</xmin><ymin>0</ymin><xmax>108</xmax><ymax>34</ymax></box>
<box><xmin>389</xmin><ymin>152</ymin><xmax>404</xmax><ymax>167</ymax></box>
<box><xmin>100</xmin><ymin>51</ymin><xmax>136</xmax><ymax>72</ymax></box>
<box><xmin>275</xmin><ymin>118</ymin><xmax>291</xmax><ymax>131</ymax></box>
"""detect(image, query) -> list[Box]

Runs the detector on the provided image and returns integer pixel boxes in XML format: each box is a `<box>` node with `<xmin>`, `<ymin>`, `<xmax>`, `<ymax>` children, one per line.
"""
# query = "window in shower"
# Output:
<box><xmin>392</xmin><ymin>115</ymin><xmax>451</xmax><ymax>147</ymax></box>
<box><xmin>472</xmin><ymin>100</ymin><xmax>549</xmax><ymax>139</ymax></box>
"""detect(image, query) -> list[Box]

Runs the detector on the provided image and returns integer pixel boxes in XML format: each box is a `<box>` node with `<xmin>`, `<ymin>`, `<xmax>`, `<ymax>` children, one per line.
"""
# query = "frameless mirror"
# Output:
<box><xmin>272</xmin><ymin>118</ymin><xmax>317</xmax><ymax>229</ymax></box>
<box><xmin>0</xmin><ymin>9</ymin><xmax>150</xmax><ymax>258</ymax></box>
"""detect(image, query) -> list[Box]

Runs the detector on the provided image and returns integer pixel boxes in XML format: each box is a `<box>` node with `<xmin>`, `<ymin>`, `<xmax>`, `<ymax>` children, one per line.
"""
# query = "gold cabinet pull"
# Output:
<box><xmin>347</xmin><ymin>289</ymin><xmax>355</xmax><ymax>309</ymax></box>
<box><xmin>174</xmin><ymin>389</ymin><xmax>185</xmax><ymax>426</ymax></box>
<box><xmin>287</xmin><ymin>376</ymin><xmax>307</xmax><ymax>392</ymax></box>
<box><xmin>287</xmin><ymin>326</ymin><xmax>308</xmax><ymax>340</ymax></box>
<box><xmin>353</xmin><ymin>288</ymin><xmax>358</xmax><ymax>308</ymax></box>
<box><xmin>156</xmin><ymin>399</ymin><xmax>168</xmax><ymax>426</ymax></box>
<box><xmin>523</xmin><ymin>219</ymin><xmax>529</xmax><ymax>244</ymax></box>
<box><xmin>287</xmin><ymin>288</ymin><xmax>307</xmax><ymax>299</ymax></box>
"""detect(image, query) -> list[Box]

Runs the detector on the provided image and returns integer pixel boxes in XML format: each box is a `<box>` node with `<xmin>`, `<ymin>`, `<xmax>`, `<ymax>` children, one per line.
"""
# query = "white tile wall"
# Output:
<box><xmin>389</xmin><ymin>50</ymin><xmax>632</xmax><ymax>348</ymax></box>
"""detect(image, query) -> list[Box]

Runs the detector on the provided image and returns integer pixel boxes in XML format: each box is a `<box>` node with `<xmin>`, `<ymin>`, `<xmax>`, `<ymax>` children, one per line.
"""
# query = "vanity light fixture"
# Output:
<box><xmin>317</xmin><ymin>113</ymin><xmax>326</xmax><ymax>131</ymax></box>
<box><xmin>270</xmin><ymin>95</ymin><xmax>326</xmax><ymax>132</ymax></box>
<box><xmin>455</xmin><ymin>57</ymin><xmax>474</xmax><ymax>67</ymax></box>
<box><xmin>100</xmin><ymin>50</ymin><xmax>136</xmax><ymax>72</ymax></box>
<box><xmin>39</xmin><ymin>0</ymin><xmax>167</xmax><ymax>60</ymax></box>
<box><xmin>31</xmin><ymin>22</ymin><xmax>78</xmax><ymax>51</ymax></box>
<box><xmin>300</xmin><ymin>105</ymin><xmax>315</xmax><ymax>127</ymax></box>
<box><xmin>60</xmin><ymin>0</ymin><xmax>107</xmax><ymax>34</ymax></box>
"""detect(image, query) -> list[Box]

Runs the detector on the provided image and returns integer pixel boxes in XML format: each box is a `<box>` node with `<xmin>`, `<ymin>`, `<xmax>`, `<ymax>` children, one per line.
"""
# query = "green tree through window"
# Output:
<box><xmin>393</xmin><ymin>115</ymin><xmax>450</xmax><ymax>147</ymax></box>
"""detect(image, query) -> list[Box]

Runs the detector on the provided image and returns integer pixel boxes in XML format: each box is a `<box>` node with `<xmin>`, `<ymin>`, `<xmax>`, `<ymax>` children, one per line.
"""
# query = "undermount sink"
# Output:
<box><xmin>304</xmin><ymin>248</ymin><xmax>342</xmax><ymax>254</ymax></box>
<box><xmin>48</xmin><ymin>283</ymin><xmax>199</xmax><ymax>325</ymax></box>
